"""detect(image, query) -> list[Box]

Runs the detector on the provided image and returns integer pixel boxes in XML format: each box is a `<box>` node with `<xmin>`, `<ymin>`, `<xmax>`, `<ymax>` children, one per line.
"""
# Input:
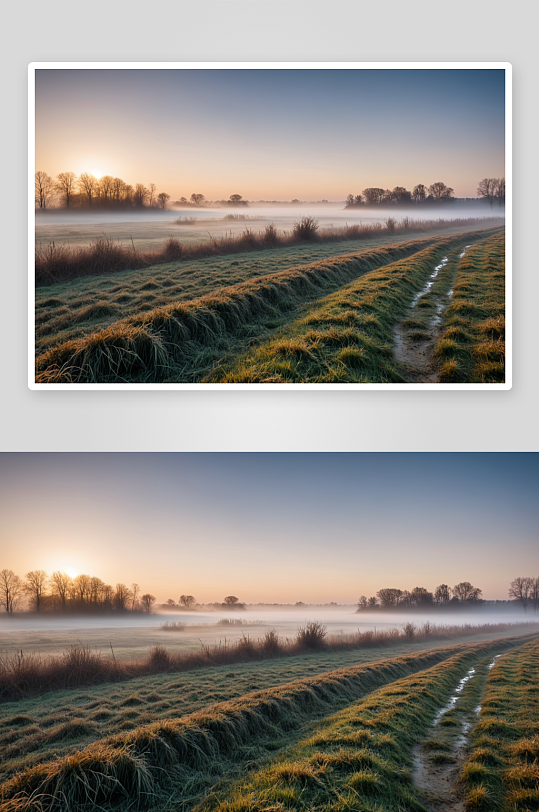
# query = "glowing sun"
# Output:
<box><xmin>64</xmin><ymin>567</ymin><xmax>78</xmax><ymax>579</ymax></box>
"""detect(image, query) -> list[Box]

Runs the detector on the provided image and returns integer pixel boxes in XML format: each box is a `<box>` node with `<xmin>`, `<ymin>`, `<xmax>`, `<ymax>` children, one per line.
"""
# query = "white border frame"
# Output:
<box><xmin>29</xmin><ymin>62</ymin><xmax>511</xmax><ymax>391</ymax></box>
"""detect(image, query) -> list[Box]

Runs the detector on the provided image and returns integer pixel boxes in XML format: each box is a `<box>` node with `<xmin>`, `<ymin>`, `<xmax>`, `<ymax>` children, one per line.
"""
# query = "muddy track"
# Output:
<box><xmin>412</xmin><ymin>653</ymin><xmax>502</xmax><ymax>811</ymax></box>
<box><xmin>393</xmin><ymin>244</ymin><xmax>472</xmax><ymax>382</ymax></box>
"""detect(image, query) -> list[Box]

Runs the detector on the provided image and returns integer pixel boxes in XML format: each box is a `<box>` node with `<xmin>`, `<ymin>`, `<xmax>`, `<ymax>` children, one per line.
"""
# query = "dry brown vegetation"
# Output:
<box><xmin>35</xmin><ymin>216</ymin><xmax>503</xmax><ymax>285</ymax></box>
<box><xmin>0</xmin><ymin>621</ymin><xmax>535</xmax><ymax>702</ymax></box>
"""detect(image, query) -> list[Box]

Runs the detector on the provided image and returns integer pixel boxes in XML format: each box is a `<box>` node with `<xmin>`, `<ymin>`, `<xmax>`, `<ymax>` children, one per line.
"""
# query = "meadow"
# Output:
<box><xmin>1</xmin><ymin>628</ymin><xmax>536</xmax><ymax>812</ymax></box>
<box><xmin>34</xmin><ymin>217</ymin><xmax>505</xmax><ymax>384</ymax></box>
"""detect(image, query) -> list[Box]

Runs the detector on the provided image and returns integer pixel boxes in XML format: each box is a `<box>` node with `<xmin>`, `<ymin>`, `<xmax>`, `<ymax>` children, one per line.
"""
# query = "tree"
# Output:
<box><xmin>157</xmin><ymin>192</ymin><xmax>170</xmax><ymax>209</ymax></box>
<box><xmin>508</xmin><ymin>576</ymin><xmax>534</xmax><ymax>612</ymax></box>
<box><xmin>55</xmin><ymin>172</ymin><xmax>77</xmax><ymax>208</ymax></box>
<box><xmin>412</xmin><ymin>184</ymin><xmax>427</xmax><ymax>203</ymax></box>
<box><xmin>35</xmin><ymin>171</ymin><xmax>55</xmax><ymax>209</ymax></box>
<box><xmin>410</xmin><ymin>587</ymin><xmax>434</xmax><ymax>606</ymax></box>
<box><xmin>114</xmin><ymin>583</ymin><xmax>133</xmax><ymax>611</ymax></box>
<box><xmin>78</xmin><ymin>173</ymin><xmax>98</xmax><ymax>206</ymax></box>
<box><xmin>141</xmin><ymin>593</ymin><xmax>155</xmax><ymax>613</ymax></box>
<box><xmin>367</xmin><ymin>596</ymin><xmax>377</xmax><ymax>608</ymax></box>
<box><xmin>179</xmin><ymin>595</ymin><xmax>196</xmax><ymax>608</ymax></box>
<box><xmin>148</xmin><ymin>183</ymin><xmax>157</xmax><ymax>207</ymax></box>
<box><xmin>390</xmin><ymin>186</ymin><xmax>411</xmax><ymax>204</ymax></box>
<box><xmin>531</xmin><ymin>578</ymin><xmax>539</xmax><ymax>614</ymax></box>
<box><xmin>98</xmin><ymin>175</ymin><xmax>115</xmax><ymax>205</ymax></box>
<box><xmin>452</xmin><ymin>582</ymin><xmax>482</xmax><ymax>603</ymax></box>
<box><xmin>428</xmin><ymin>181</ymin><xmax>454</xmax><ymax>200</ymax></box>
<box><xmin>131</xmin><ymin>583</ymin><xmax>140</xmax><ymax>611</ymax></box>
<box><xmin>50</xmin><ymin>571</ymin><xmax>72</xmax><ymax>610</ymax></box>
<box><xmin>346</xmin><ymin>194</ymin><xmax>355</xmax><ymax>206</ymax></box>
<box><xmin>354</xmin><ymin>194</ymin><xmax>363</xmax><ymax>205</ymax></box>
<box><xmin>495</xmin><ymin>177</ymin><xmax>505</xmax><ymax>208</ymax></box>
<box><xmin>0</xmin><ymin>569</ymin><xmax>24</xmax><ymax>613</ymax></box>
<box><xmin>477</xmin><ymin>178</ymin><xmax>498</xmax><ymax>207</ymax></box>
<box><xmin>133</xmin><ymin>184</ymin><xmax>149</xmax><ymax>207</ymax></box>
<box><xmin>71</xmin><ymin>574</ymin><xmax>92</xmax><ymax>606</ymax></box>
<box><xmin>190</xmin><ymin>193</ymin><xmax>205</xmax><ymax>206</ymax></box>
<box><xmin>24</xmin><ymin>570</ymin><xmax>48</xmax><ymax>611</ymax></box>
<box><xmin>357</xmin><ymin>596</ymin><xmax>368</xmax><ymax>609</ymax></box>
<box><xmin>362</xmin><ymin>187</ymin><xmax>386</xmax><ymax>205</ymax></box>
<box><xmin>229</xmin><ymin>194</ymin><xmax>243</xmax><ymax>203</ymax></box>
<box><xmin>166</xmin><ymin>598</ymin><xmax>176</xmax><ymax>608</ymax></box>
<box><xmin>376</xmin><ymin>588</ymin><xmax>402</xmax><ymax>607</ymax></box>
<box><xmin>224</xmin><ymin>595</ymin><xmax>239</xmax><ymax>605</ymax></box>
<box><xmin>434</xmin><ymin>584</ymin><xmax>451</xmax><ymax>604</ymax></box>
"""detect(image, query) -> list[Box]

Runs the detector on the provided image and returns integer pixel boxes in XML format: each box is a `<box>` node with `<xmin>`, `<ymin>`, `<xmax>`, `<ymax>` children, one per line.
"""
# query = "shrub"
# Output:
<box><xmin>296</xmin><ymin>621</ymin><xmax>327</xmax><ymax>650</ymax></box>
<box><xmin>292</xmin><ymin>216</ymin><xmax>319</xmax><ymax>241</ymax></box>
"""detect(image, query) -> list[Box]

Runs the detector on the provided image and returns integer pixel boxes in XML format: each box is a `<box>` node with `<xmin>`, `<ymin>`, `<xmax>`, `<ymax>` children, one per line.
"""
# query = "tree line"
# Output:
<box><xmin>35</xmin><ymin>170</ymin><xmax>248</xmax><ymax>212</ymax></box>
<box><xmin>35</xmin><ymin>171</ymin><xmax>172</xmax><ymax>210</ymax></box>
<box><xmin>345</xmin><ymin>178</ymin><xmax>505</xmax><ymax>208</ymax></box>
<box><xmin>357</xmin><ymin>582</ymin><xmax>483</xmax><ymax>609</ymax></box>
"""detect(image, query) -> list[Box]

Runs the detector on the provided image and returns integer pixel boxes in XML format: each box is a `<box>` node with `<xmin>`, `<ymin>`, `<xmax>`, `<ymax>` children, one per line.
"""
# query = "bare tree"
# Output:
<box><xmin>35</xmin><ymin>171</ymin><xmax>55</xmax><ymax>209</ymax></box>
<box><xmin>346</xmin><ymin>194</ymin><xmax>355</xmax><ymax>206</ymax></box>
<box><xmin>452</xmin><ymin>582</ymin><xmax>482</xmax><ymax>603</ymax></box>
<box><xmin>157</xmin><ymin>192</ymin><xmax>170</xmax><ymax>209</ymax></box>
<box><xmin>0</xmin><ymin>569</ymin><xmax>24</xmax><ymax>613</ymax></box>
<box><xmin>362</xmin><ymin>187</ymin><xmax>386</xmax><ymax>205</ymax></box>
<box><xmin>508</xmin><ymin>576</ymin><xmax>534</xmax><ymax>612</ymax></box>
<box><xmin>50</xmin><ymin>571</ymin><xmax>72</xmax><ymax>610</ymax></box>
<box><xmin>434</xmin><ymin>584</ymin><xmax>451</xmax><ymax>604</ymax></box>
<box><xmin>78</xmin><ymin>173</ymin><xmax>98</xmax><ymax>206</ymax></box>
<box><xmin>354</xmin><ymin>194</ymin><xmax>363</xmax><ymax>205</ymax></box>
<box><xmin>141</xmin><ymin>593</ymin><xmax>155</xmax><ymax>613</ymax></box>
<box><xmin>410</xmin><ymin>587</ymin><xmax>434</xmax><ymax>606</ymax></box>
<box><xmin>412</xmin><ymin>183</ymin><xmax>427</xmax><ymax>203</ymax></box>
<box><xmin>495</xmin><ymin>177</ymin><xmax>505</xmax><ymax>208</ymax></box>
<box><xmin>98</xmin><ymin>175</ymin><xmax>115</xmax><ymax>205</ymax></box>
<box><xmin>357</xmin><ymin>596</ymin><xmax>368</xmax><ymax>609</ymax></box>
<box><xmin>55</xmin><ymin>172</ymin><xmax>77</xmax><ymax>208</ymax></box>
<box><xmin>179</xmin><ymin>594</ymin><xmax>196</xmax><ymax>608</ymax></box>
<box><xmin>224</xmin><ymin>595</ymin><xmax>239</xmax><ymax>605</ymax></box>
<box><xmin>133</xmin><ymin>184</ymin><xmax>149</xmax><ymax>207</ymax></box>
<box><xmin>229</xmin><ymin>194</ymin><xmax>243</xmax><ymax>203</ymax></box>
<box><xmin>24</xmin><ymin>570</ymin><xmax>48</xmax><ymax>611</ymax></box>
<box><xmin>367</xmin><ymin>596</ymin><xmax>377</xmax><ymax>608</ymax></box>
<box><xmin>428</xmin><ymin>181</ymin><xmax>454</xmax><ymax>200</ymax></box>
<box><xmin>148</xmin><ymin>183</ymin><xmax>157</xmax><ymax>207</ymax></box>
<box><xmin>131</xmin><ymin>583</ymin><xmax>140</xmax><ymax>611</ymax></box>
<box><xmin>376</xmin><ymin>588</ymin><xmax>402</xmax><ymax>607</ymax></box>
<box><xmin>113</xmin><ymin>583</ymin><xmax>133</xmax><ymax>612</ymax></box>
<box><xmin>190</xmin><ymin>193</ymin><xmax>205</xmax><ymax>206</ymax></box>
<box><xmin>531</xmin><ymin>577</ymin><xmax>539</xmax><ymax>614</ymax></box>
<box><xmin>477</xmin><ymin>178</ymin><xmax>498</xmax><ymax>207</ymax></box>
<box><xmin>71</xmin><ymin>574</ymin><xmax>92</xmax><ymax>607</ymax></box>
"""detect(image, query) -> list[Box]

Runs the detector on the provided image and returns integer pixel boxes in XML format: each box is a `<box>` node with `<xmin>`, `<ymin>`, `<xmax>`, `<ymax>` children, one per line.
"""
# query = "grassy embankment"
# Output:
<box><xmin>460</xmin><ymin>638</ymin><xmax>539</xmax><ymax>811</ymax></box>
<box><xmin>207</xmin><ymin>228</ymin><xmax>502</xmax><ymax>383</ymax></box>
<box><xmin>36</xmin><ymin>229</ymin><xmax>453</xmax><ymax>357</ymax></box>
<box><xmin>436</xmin><ymin>230</ymin><xmax>505</xmax><ymax>382</ymax></box>
<box><xmin>1</xmin><ymin>635</ymin><xmax>533</xmax><ymax>811</ymax></box>
<box><xmin>35</xmin><ymin>227</ymin><xmax>502</xmax><ymax>383</ymax></box>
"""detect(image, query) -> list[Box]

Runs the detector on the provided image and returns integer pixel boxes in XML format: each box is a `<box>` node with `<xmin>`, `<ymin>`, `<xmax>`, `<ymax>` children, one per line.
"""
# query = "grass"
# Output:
<box><xmin>208</xmin><ymin>228</ymin><xmax>502</xmax><ymax>383</ymax></box>
<box><xmin>196</xmin><ymin>638</ymin><xmax>531</xmax><ymax>812</ymax></box>
<box><xmin>35</xmin><ymin>230</ymin><xmax>500</xmax><ymax>383</ymax></box>
<box><xmin>435</xmin><ymin>231</ymin><xmax>505</xmax><ymax>382</ymax></box>
<box><xmin>1</xmin><ymin>636</ymin><xmax>532</xmax><ymax>811</ymax></box>
<box><xmin>35</xmin><ymin>216</ymin><xmax>503</xmax><ymax>286</ymax></box>
<box><xmin>460</xmin><ymin>638</ymin><xmax>539</xmax><ymax>811</ymax></box>
<box><xmin>2</xmin><ymin>620</ymin><xmax>530</xmax><ymax>701</ymax></box>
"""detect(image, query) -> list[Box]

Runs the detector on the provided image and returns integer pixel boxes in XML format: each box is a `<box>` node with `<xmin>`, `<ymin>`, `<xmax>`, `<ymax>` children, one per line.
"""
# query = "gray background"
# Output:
<box><xmin>2</xmin><ymin>1</ymin><xmax>535</xmax><ymax>451</ymax></box>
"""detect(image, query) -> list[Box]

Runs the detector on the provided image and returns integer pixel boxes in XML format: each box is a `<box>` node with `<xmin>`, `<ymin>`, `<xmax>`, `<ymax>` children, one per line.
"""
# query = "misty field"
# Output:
<box><xmin>33</xmin><ymin>214</ymin><xmax>505</xmax><ymax>384</ymax></box>
<box><xmin>1</xmin><ymin>629</ymin><xmax>537</xmax><ymax>812</ymax></box>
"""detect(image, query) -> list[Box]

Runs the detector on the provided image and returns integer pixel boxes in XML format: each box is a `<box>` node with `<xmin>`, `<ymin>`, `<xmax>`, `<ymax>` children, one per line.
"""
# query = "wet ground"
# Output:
<box><xmin>412</xmin><ymin>653</ymin><xmax>500</xmax><ymax>811</ymax></box>
<box><xmin>393</xmin><ymin>246</ymin><xmax>471</xmax><ymax>383</ymax></box>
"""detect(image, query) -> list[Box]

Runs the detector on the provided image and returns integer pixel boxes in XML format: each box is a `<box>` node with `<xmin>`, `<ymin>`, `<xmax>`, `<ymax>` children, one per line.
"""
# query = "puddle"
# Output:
<box><xmin>411</xmin><ymin>257</ymin><xmax>448</xmax><ymax>308</ymax></box>
<box><xmin>447</xmin><ymin>247</ymin><xmax>470</xmax><ymax>302</ymax></box>
<box><xmin>433</xmin><ymin>668</ymin><xmax>475</xmax><ymax>725</ymax></box>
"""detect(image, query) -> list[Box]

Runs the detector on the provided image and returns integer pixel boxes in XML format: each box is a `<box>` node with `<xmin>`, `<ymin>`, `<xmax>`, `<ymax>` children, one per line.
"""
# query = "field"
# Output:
<box><xmin>1</xmin><ymin>627</ymin><xmax>537</xmax><ymax>811</ymax></box>
<box><xmin>33</xmin><ymin>216</ymin><xmax>505</xmax><ymax>384</ymax></box>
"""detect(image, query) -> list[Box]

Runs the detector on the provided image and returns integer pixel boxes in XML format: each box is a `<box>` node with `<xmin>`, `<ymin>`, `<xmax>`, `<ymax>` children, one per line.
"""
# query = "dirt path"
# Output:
<box><xmin>393</xmin><ymin>246</ymin><xmax>471</xmax><ymax>382</ymax></box>
<box><xmin>412</xmin><ymin>654</ymin><xmax>501</xmax><ymax>811</ymax></box>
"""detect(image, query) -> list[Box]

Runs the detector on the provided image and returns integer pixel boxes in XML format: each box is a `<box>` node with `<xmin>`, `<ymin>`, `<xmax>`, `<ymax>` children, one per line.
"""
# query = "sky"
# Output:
<box><xmin>0</xmin><ymin>453</ymin><xmax>535</xmax><ymax>604</ymax></box>
<box><xmin>34</xmin><ymin>67</ymin><xmax>506</xmax><ymax>201</ymax></box>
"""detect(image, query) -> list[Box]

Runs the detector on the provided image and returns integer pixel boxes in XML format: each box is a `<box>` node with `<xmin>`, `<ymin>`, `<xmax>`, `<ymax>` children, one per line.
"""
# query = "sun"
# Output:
<box><xmin>64</xmin><ymin>567</ymin><xmax>78</xmax><ymax>579</ymax></box>
<box><xmin>90</xmin><ymin>169</ymin><xmax>102</xmax><ymax>179</ymax></box>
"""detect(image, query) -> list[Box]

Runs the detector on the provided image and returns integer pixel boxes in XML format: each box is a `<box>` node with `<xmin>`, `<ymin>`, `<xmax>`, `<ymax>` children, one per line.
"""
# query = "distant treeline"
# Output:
<box><xmin>358</xmin><ymin>578</ymin><xmax>539</xmax><ymax>613</ymax></box>
<box><xmin>35</xmin><ymin>170</ymin><xmax>248</xmax><ymax>211</ymax></box>
<box><xmin>345</xmin><ymin>179</ymin><xmax>505</xmax><ymax>209</ymax></box>
<box><xmin>0</xmin><ymin>568</ymin><xmax>248</xmax><ymax>616</ymax></box>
